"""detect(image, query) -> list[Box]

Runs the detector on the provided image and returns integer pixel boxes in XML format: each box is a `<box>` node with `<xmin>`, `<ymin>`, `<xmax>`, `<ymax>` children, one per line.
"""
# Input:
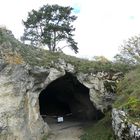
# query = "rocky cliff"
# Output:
<box><xmin>112</xmin><ymin>109</ymin><xmax>140</xmax><ymax>140</ymax></box>
<box><xmin>0</xmin><ymin>27</ymin><xmax>120</xmax><ymax>140</ymax></box>
<box><xmin>112</xmin><ymin>68</ymin><xmax>140</xmax><ymax>140</ymax></box>
<box><xmin>0</xmin><ymin>60</ymin><xmax>118</xmax><ymax>140</ymax></box>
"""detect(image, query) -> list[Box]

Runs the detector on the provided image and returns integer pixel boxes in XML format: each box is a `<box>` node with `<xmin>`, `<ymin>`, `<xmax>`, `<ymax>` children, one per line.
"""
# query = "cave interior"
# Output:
<box><xmin>39</xmin><ymin>72</ymin><xmax>104</xmax><ymax>121</ymax></box>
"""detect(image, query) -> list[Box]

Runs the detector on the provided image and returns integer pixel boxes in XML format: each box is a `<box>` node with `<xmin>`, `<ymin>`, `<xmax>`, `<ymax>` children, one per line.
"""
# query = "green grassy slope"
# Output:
<box><xmin>114</xmin><ymin>68</ymin><xmax>140</xmax><ymax>124</ymax></box>
<box><xmin>0</xmin><ymin>27</ymin><xmax>132</xmax><ymax>73</ymax></box>
<box><xmin>81</xmin><ymin>113</ymin><xmax>115</xmax><ymax>140</ymax></box>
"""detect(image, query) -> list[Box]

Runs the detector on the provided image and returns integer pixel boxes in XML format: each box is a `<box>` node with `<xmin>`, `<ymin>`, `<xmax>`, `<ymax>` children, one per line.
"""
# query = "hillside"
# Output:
<box><xmin>114</xmin><ymin>68</ymin><xmax>140</xmax><ymax>124</ymax></box>
<box><xmin>1</xmin><ymin>27</ymin><xmax>139</xmax><ymax>140</ymax></box>
<box><xmin>0</xmin><ymin>27</ymin><xmax>132</xmax><ymax>73</ymax></box>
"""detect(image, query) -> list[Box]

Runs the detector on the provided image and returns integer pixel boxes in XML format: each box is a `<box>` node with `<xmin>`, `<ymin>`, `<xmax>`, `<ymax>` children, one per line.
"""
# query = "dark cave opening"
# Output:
<box><xmin>39</xmin><ymin>72</ymin><xmax>104</xmax><ymax>121</ymax></box>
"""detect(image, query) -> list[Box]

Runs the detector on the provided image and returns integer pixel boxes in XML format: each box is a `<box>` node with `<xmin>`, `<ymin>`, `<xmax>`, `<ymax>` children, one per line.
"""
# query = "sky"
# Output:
<box><xmin>1</xmin><ymin>0</ymin><xmax>140</xmax><ymax>60</ymax></box>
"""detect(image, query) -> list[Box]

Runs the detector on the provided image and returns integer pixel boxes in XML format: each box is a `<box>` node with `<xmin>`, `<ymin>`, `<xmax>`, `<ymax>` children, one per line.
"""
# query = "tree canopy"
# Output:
<box><xmin>114</xmin><ymin>35</ymin><xmax>140</xmax><ymax>65</ymax></box>
<box><xmin>22</xmin><ymin>4</ymin><xmax>78</xmax><ymax>53</ymax></box>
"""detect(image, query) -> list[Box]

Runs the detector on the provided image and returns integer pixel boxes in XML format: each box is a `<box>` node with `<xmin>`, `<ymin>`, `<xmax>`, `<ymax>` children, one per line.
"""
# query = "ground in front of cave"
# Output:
<box><xmin>45</xmin><ymin>115</ymin><xmax>92</xmax><ymax>140</ymax></box>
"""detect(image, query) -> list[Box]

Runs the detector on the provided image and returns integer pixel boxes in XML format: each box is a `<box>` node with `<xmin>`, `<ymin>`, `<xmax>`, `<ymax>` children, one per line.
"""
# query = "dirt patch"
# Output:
<box><xmin>45</xmin><ymin>116</ymin><xmax>89</xmax><ymax>140</ymax></box>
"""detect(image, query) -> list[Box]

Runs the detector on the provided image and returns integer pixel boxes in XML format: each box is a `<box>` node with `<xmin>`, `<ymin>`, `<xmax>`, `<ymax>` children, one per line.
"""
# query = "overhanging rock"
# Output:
<box><xmin>0</xmin><ymin>59</ymin><xmax>118</xmax><ymax>140</ymax></box>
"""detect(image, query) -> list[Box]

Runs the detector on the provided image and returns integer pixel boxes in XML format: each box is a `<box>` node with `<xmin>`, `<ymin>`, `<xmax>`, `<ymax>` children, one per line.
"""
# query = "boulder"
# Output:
<box><xmin>112</xmin><ymin>108</ymin><xmax>140</xmax><ymax>140</ymax></box>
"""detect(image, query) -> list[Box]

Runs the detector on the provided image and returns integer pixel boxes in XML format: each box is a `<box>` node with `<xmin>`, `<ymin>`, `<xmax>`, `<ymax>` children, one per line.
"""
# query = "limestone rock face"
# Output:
<box><xmin>0</xmin><ymin>58</ymin><xmax>118</xmax><ymax>140</ymax></box>
<box><xmin>77</xmin><ymin>72</ymin><xmax>116</xmax><ymax>112</ymax></box>
<box><xmin>0</xmin><ymin>28</ymin><xmax>123</xmax><ymax>140</ymax></box>
<box><xmin>0</xmin><ymin>64</ymin><xmax>49</xmax><ymax>140</ymax></box>
<box><xmin>0</xmin><ymin>58</ymin><xmax>77</xmax><ymax>140</ymax></box>
<box><xmin>112</xmin><ymin>108</ymin><xmax>140</xmax><ymax>140</ymax></box>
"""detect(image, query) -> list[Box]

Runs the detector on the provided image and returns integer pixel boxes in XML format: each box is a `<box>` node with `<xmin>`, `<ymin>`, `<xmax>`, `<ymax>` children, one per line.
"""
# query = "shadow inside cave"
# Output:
<box><xmin>39</xmin><ymin>72</ymin><xmax>104</xmax><ymax>125</ymax></box>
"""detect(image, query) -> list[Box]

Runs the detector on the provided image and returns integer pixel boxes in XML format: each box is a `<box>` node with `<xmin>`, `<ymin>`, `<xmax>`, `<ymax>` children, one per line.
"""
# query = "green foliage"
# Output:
<box><xmin>81</xmin><ymin>113</ymin><xmax>115</xmax><ymax>140</ymax></box>
<box><xmin>114</xmin><ymin>68</ymin><xmax>140</xmax><ymax>119</ymax></box>
<box><xmin>123</xmin><ymin>97</ymin><xmax>140</xmax><ymax>117</ymax></box>
<box><xmin>114</xmin><ymin>35</ymin><xmax>140</xmax><ymax>65</ymax></box>
<box><xmin>41</xmin><ymin>134</ymin><xmax>48</xmax><ymax>140</ymax></box>
<box><xmin>112</xmin><ymin>61</ymin><xmax>135</xmax><ymax>73</ymax></box>
<box><xmin>0</xmin><ymin>27</ymin><xmax>133</xmax><ymax>74</ymax></box>
<box><xmin>22</xmin><ymin>4</ymin><xmax>78</xmax><ymax>53</ymax></box>
<box><xmin>0</xmin><ymin>27</ymin><xmax>19</xmax><ymax>46</ymax></box>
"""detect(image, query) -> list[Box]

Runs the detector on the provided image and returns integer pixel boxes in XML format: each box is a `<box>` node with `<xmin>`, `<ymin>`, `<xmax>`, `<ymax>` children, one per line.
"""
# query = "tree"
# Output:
<box><xmin>114</xmin><ymin>35</ymin><xmax>140</xmax><ymax>64</ymax></box>
<box><xmin>22</xmin><ymin>4</ymin><xmax>78</xmax><ymax>53</ymax></box>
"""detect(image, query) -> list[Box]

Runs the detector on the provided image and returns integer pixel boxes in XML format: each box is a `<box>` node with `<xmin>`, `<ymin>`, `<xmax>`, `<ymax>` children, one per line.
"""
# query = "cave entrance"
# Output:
<box><xmin>39</xmin><ymin>72</ymin><xmax>103</xmax><ymax>123</ymax></box>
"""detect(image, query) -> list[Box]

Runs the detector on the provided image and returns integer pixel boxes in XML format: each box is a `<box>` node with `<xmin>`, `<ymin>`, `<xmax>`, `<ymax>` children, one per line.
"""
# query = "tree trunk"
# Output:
<box><xmin>52</xmin><ymin>31</ymin><xmax>56</xmax><ymax>52</ymax></box>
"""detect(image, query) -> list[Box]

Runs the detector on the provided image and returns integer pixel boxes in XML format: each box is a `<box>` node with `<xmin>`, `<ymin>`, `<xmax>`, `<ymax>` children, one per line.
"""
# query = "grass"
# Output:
<box><xmin>81</xmin><ymin>113</ymin><xmax>115</xmax><ymax>140</ymax></box>
<box><xmin>0</xmin><ymin>27</ymin><xmax>133</xmax><ymax>74</ymax></box>
<box><xmin>41</xmin><ymin>134</ymin><xmax>48</xmax><ymax>140</ymax></box>
<box><xmin>114</xmin><ymin>67</ymin><xmax>140</xmax><ymax>123</ymax></box>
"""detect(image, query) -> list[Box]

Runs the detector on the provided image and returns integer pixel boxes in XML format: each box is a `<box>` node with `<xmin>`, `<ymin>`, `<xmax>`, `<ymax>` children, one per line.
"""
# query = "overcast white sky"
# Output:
<box><xmin>1</xmin><ymin>0</ymin><xmax>140</xmax><ymax>60</ymax></box>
